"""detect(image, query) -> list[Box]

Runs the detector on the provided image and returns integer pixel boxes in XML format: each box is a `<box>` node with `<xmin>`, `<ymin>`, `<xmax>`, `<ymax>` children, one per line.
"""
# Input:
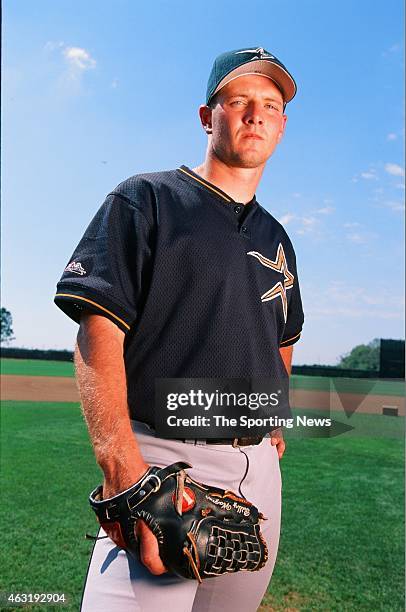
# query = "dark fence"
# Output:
<box><xmin>0</xmin><ymin>348</ymin><xmax>383</xmax><ymax>378</ymax></box>
<box><xmin>1</xmin><ymin>348</ymin><xmax>74</xmax><ymax>362</ymax></box>
<box><xmin>2</xmin><ymin>346</ymin><xmax>404</xmax><ymax>379</ymax></box>
<box><xmin>291</xmin><ymin>365</ymin><xmax>379</xmax><ymax>378</ymax></box>
<box><xmin>380</xmin><ymin>339</ymin><xmax>405</xmax><ymax>378</ymax></box>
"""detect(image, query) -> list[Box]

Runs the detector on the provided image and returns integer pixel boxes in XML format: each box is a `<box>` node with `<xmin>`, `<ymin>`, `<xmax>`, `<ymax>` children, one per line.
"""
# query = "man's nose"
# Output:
<box><xmin>244</xmin><ymin>102</ymin><xmax>264</xmax><ymax>125</ymax></box>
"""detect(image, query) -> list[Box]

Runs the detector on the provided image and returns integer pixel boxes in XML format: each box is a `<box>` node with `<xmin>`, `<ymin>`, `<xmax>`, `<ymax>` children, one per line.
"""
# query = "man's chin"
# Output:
<box><xmin>213</xmin><ymin>145</ymin><xmax>271</xmax><ymax>169</ymax></box>
<box><xmin>229</xmin><ymin>153</ymin><xmax>269</xmax><ymax>169</ymax></box>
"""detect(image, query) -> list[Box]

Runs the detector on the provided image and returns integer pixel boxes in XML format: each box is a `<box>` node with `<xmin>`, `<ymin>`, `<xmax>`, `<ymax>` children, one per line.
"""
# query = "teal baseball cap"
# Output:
<box><xmin>206</xmin><ymin>47</ymin><xmax>297</xmax><ymax>106</ymax></box>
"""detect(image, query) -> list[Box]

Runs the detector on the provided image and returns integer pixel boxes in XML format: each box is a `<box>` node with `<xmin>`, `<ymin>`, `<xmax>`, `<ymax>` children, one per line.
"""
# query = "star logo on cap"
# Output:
<box><xmin>235</xmin><ymin>47</ymin><xmax>274</xmax><ymax>60</ymax></box>
<box><xmin>247</xmin><ymin>244</ymin><xmax>294</xmax><ymax>322</ymax></box>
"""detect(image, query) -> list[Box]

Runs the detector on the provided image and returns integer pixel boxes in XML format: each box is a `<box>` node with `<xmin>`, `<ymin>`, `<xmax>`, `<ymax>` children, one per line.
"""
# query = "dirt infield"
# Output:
<box><xmin>1</xmin><ymin>375</ymin><xmax>79</xmax><ymax>403</ymax></box>
<box><xmin>1</xmin><ymin>375</ymin><xmax>404</xmax><ymax>416</ymax></box>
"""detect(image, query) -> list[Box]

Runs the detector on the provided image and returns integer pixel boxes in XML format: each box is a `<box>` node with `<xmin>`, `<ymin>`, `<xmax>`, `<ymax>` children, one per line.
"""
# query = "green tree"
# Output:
<box><xmin>338</xmin><ymin>338</ymin><xmax>380</xmax><ymax>371</ymax></box>
<box><xmin>1</xmin><ymin>307</ymin><xmax>15</xmax><ymax>344</ymax></box>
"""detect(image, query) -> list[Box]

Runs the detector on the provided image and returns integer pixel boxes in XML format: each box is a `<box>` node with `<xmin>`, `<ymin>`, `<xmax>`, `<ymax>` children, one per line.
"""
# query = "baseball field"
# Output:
<box><xmin>0</xmin><ymin>358</ymin><xmax>404</xmax><ymax>611</ymax></box>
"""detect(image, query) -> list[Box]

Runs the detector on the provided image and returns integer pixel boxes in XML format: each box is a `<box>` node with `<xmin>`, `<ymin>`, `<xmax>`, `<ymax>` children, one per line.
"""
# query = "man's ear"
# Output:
<box><xmin>277</xmin><ymin>114</ymin><xmax>288</xmax><ymax>143</ymax></box>
<box><xmin>198</xmin><ymin>104</ymin><xmax>213</xmax><ymax>134</ymax></box>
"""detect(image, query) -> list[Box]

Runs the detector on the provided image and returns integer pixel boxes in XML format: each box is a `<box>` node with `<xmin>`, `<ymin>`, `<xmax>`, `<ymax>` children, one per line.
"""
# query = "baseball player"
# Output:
<box><xmin>55</xmin><ymin>46</ymin><xmax>304</xmax><ymax>611</ymax></box>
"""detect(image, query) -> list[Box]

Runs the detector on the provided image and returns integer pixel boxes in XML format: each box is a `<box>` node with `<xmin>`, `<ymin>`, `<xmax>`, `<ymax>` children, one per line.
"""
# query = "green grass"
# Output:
<box><xmin>0</xmin><ymin>359</ymin><xmax>75</xmax><ymax>377</ymax></box>
<box><xmin>0</xmin><ymin>401</ymin><xmax>100</xmax><ymax>611</ymax></box>
<box><xmin>289</xmin><ymin>374</ymin><xmax>405</xmax><ymax>397</ymax></box>
<box><xmin>1</xmin><ymin>359</ymin><xmax>404</xmax><ymax>398</ymax></box>
<box><xmin>0</xmin><ymin>404</ymin><xmax>404</xmax><ymax>612</ymax></box>
<box><xmin>279</xmin><ymin>409</ymin><xmax>405</xmax><ymax>443</ymax></box>
<box><xmin>261</xmin><ymin>430</ymin><xmax>405</xmax><ymax>611</ymax></box>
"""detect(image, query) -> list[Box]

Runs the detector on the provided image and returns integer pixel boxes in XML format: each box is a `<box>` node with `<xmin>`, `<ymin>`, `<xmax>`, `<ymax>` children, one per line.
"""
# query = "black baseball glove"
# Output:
<box><xmin>89</xmin><ymin>461</ymin><xmax>268</xmax><ymax>582</ymax></box>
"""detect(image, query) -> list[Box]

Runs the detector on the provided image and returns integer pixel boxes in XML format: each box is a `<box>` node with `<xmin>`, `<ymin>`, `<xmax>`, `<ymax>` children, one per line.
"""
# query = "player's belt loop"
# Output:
<box><xmin>232</xmin><ymin>437</ymin><xmax>263</xmax><ymax>447</ymax></box>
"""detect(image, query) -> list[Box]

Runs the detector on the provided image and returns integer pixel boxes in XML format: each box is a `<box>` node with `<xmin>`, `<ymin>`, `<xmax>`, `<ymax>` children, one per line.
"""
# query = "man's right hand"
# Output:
<box><xmin>103</xmin><ymin>471</ymin><xmax>168</xmax><ymax>576</ymax></box>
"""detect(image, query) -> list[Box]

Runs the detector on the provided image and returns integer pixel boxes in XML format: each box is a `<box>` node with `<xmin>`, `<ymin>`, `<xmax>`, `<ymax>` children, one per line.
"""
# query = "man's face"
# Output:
<box><xmin>206</xmin><ymin>74</ymin><xmax>287</xmax><ymax>169</ymax></box>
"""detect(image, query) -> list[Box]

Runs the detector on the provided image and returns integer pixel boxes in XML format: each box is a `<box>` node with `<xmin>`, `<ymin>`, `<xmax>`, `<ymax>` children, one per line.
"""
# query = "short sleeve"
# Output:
<box><xmin>54</xmin><ymin>193</ymin><xmax>155</xmax><ymax>333</ymax></box>
<box><xmin>280</xmin><ymin>261</ymin><xmax>304</xmax><ymax>347</ymax></box>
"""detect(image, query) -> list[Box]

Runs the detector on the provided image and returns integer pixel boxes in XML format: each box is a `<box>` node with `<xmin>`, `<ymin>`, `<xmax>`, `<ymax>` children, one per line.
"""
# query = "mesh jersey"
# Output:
<box><xmin>55</xmin><ymin>166</ymin><xmax>304</xmax><ymax>425</ymax></box>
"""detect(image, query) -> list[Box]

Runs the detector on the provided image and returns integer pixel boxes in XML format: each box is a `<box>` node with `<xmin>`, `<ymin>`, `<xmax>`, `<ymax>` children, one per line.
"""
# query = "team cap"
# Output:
<box><xmin>206</xmin><ymin>46</ymin><xmax>297</xmax><ymax>106</ymax></box>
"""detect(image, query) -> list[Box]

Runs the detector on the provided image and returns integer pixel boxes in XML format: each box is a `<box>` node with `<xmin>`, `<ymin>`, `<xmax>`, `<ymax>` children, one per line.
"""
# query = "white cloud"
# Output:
<box><xmin>305</xmin><ymin>281</ymin><xmax>404</xmax><ymax>320</ymax></box>
<box><xmin>360</xmin><ymin>169</ymin><xmax>377</xmax><ymax>180</ymax></box>
<box><xmin>387</xmin><ymin>133</ymin><xmax>397</xmax><ymax>141</ymax></box>
<box><xmin>315</xmin><ymin>206</ymin><xmax>335</xmax><ymax>215</ymax></box>
<box><xmin>385</xmin><ymin>163</ymin><xmax>404</xmax><ymax>177</ymax></box>
<box><xmin>278</xmin><ymin>212</ymin><xmax>325</xmax><ymax>236</ymax></box>
<box><xmin>388</xmin><ymin>43</ymin><xmax>401</xmax><ymax>52</ymax></box>
<box><xmin>279</xmin><ymin>213</ymin><xmax>295</xmax><ymax>225</ymax></box>
<box><xmin>63</xmin><ymin>47</ymin><xmax>96</xmax><ymax>71</ymax></box>
<box><xmin>279</xmin><ymin>211</ymin><xmax>332</xmax><ymax>236</ymax></box>
<box><xmin>353</xmin><ymin>168</ymin><xmax>378</xmax><ymax>182</ymax></box>
<box><xmin>382</xmin><ymin>43</ymin><xmax>402</xmax><ymax>57</ymax></box>
<box><xmin>346</xmin><ymin>232</ymin><xmax>366</xmax><ymax>244</ymax></box>
<box><xmin>295</xmin><ymin>216</ymin><xmax>318</xmax><ymax>235</ymax></box>
<box><xmin>385</xmin><ymin>201</ymin><xmax>405</xmax><ymax>213</ymax></box>
<box><xmin>45</xmin><ymin>42</ymin><xmax>97</xmax><ymax>92</ymax></box>
<box><xmin>396</xmin><ymin>183</ymin><xmax>405</xmax><ymax>190</ymax></box>
<box><xmin>302</xmin><ymin>217</ymin><xmax>316</xmax><ymax>227</ymax></box>
<box><xmin>44</xmin><ymin>40</ymin><xmax>65</xmax><ymax>51</ymax></box>
<box><xmin>345</xmin><ymin>226</ymin><xmax>378</xmax><ymax>244</ymax></box>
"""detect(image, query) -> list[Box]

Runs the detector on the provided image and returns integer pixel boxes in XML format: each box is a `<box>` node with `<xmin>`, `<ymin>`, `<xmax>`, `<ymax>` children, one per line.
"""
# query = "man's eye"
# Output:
<box><xmin>265</xmin><ymin>103</ymin><xmax>279</xmax><ymax>111</ymax></box>
<box><xmin>230</xmin><ymin>100</ymin><xmax>246</xmax><ymax>106</ymax></box>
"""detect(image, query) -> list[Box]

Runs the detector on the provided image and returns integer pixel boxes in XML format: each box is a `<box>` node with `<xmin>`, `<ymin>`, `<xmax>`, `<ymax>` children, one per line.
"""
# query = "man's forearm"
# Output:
<box><xmin>75</xmin><ymin>313</ymin><xmax>148</xmax><ymax>494</ymax></box>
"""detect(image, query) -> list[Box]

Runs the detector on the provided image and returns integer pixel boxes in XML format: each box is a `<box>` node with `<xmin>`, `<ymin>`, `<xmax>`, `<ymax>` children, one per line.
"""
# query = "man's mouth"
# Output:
<box><xmin>243</xmin><ymin>133</ymin><xmax>264</xmax><ymax>141</ymax></box>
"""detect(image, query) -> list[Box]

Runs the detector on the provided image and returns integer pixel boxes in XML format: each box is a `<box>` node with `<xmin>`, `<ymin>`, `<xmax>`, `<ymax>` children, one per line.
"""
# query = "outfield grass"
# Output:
<box><xmin>289</xmin><ymin>374</ymin><xmax>405</xmax><ymax>397</ymax></box>
<box><xmin>1</xmin><ymin>401</ymin><xmax>404</xmax><ymax>611</ymax></box>
<box><xmin>0</xmin><ymin>359</ymin><xmax>74</xmax><ymax>378</ymax></box>
<box><xmin>286</xmin><ymin>408</ymin><xmax>405</xmax><ymax>440</ymax></box>
<box><xmin>263</xmin><ymin>433</ymin><xmax>404</xmax><ymax>611</ymax></box>
<box><xmin>1</xmin><ymin>359</ymin><xmax>404</xmax><ymax>397</ymax></box>
<box><xmin>0</xmin><ymin>402</ymin><xmax>99</xmax><ymax>612</ymax></box>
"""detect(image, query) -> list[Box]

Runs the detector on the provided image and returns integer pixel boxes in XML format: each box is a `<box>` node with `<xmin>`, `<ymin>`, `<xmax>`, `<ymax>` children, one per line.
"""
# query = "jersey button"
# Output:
<box><xmin>241</xmin><ymin>225</ymin><xmax>248</xmax><ymax>233</ymax></box>
<box><xmin>234</xmin><ymin>205</ymin><xmax>242</xmax><ymax>214</ymax></box>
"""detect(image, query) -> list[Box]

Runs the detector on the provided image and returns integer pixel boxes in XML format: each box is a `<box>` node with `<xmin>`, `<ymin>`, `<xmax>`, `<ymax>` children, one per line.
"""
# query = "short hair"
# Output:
<box><xmin>207</xmin><ymin>92</ymin><xmax>220</xmax><ymax>109</ymax></box>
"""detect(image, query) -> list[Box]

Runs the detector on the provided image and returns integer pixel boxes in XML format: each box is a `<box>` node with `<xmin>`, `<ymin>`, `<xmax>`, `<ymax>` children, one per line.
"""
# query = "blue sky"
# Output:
<box><xmin>2</xmin><ymin>0</ymin><xmax>404</xmax><ymax>365</ymax></box>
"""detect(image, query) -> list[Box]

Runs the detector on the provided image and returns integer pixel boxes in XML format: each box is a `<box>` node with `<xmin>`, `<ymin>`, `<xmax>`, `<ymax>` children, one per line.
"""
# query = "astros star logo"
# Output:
<box><xmin>235</xmin><ymin>48</ymin><xmax>274</xmax><ymax>60</ymax></box>
<box><xmin>247</xmin><ymin>244</ymin><xmax>294</xmax><ymax>322</ymax></box>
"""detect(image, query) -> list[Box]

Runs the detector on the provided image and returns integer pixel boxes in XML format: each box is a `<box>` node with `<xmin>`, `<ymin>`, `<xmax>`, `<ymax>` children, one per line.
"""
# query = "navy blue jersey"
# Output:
<box><xmin>55</xmin><ymin>166</ymin><xmax>304</xmax><ymax>426</ymax></box>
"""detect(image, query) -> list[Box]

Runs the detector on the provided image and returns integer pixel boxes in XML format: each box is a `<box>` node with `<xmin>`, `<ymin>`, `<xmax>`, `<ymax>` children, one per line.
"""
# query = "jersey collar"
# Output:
<box><xmin>177</xmin><ymin>165</ymin><xmax>257</xmax><ymax>208</ymax></box>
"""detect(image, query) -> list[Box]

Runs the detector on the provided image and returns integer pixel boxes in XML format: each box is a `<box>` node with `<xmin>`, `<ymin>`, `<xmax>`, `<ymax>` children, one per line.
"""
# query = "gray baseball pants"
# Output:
<box><xmin>81</xmin><ymin>421</ymin><xmax>282</xmax><ymax>612</ymax></box>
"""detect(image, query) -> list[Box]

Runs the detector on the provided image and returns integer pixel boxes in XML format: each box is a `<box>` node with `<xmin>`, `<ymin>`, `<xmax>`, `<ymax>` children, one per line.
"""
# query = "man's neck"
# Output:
<box><xmin>192</xmin><ymin>153</ymin><xmax>265</xmax><ymax>204</ymax></box>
